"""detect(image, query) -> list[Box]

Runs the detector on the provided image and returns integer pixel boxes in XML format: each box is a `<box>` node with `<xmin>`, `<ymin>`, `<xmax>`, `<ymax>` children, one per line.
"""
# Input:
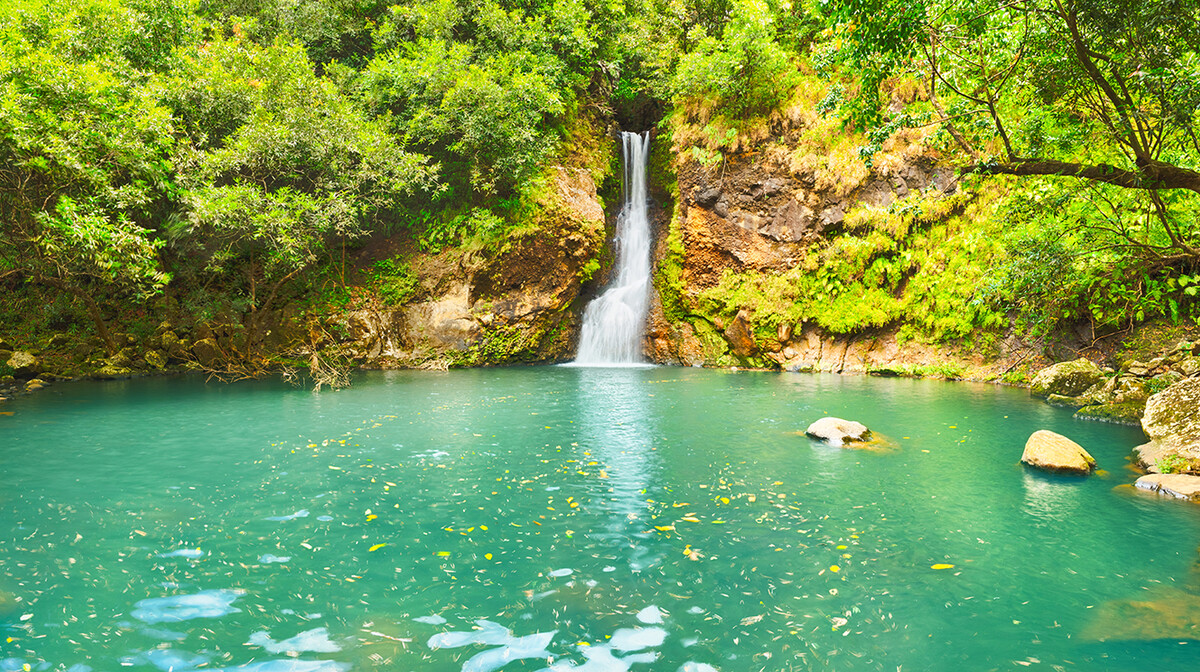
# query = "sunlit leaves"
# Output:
<box><xmin>672</xmin><ymin>0</ymin><xmax>796</xmax><ymax>117</ymax></box>
<box><xmin>170</xmin><ymin>34</ymin><xmax>438</xmax><ymax>280</ymax></box>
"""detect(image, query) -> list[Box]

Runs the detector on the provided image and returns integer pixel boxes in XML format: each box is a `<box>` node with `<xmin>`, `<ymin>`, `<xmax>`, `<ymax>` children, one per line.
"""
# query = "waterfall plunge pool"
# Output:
<box><xmin>2</xmin><ymin>367</ymin><xmax>1198</xmax><ymax>672</ymax></box>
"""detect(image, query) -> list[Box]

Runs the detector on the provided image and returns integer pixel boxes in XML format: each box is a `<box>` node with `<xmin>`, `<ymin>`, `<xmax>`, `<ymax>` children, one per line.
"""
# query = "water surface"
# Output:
<box><xmin>2</xmin><ymin>368</ymin><xmax>1198</xmax><ymax>672</ymax></box>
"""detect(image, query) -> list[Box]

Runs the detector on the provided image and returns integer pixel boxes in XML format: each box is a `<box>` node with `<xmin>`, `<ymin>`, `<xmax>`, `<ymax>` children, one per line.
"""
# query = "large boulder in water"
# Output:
<box><xmin>806</xmin><ymin>417</ymin><xmax>871</xmax><ymax>445</ymax></box>
<box><xmin>1021</xmin><ymin>430</ymin><xmax>1096</xmax><ymax>474</ymax></box>
<box><xmin>1029</xmin><ymin>358</ymin><xmax>1104</xmax><ymax>398</ymax></box>
<box><xmin>1134</xmin><ymin>377</ymin><xmax>1200</xmax><ymax>472</ymax></box>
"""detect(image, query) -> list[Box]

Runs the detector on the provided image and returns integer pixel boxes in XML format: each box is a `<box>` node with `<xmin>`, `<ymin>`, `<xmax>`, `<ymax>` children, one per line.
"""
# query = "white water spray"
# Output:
<box><xmin>572</xmin><ymin>131</ymin><xmax>653</xmax><ymax>365</ymax></box>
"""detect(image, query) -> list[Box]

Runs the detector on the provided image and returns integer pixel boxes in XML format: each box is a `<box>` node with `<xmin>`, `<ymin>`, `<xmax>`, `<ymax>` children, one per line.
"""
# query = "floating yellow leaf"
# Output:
<box><xmin>485</xmin><ymin>553</ymin><xmax>493</xmax><ymax>560</ymax></box>
<box><xmin>570</xmin><ymin>502</ymin><xmax>580</xmax><ymax>508</ymax></box>
<box><xmin>654</xmin><ymin>525</ymin><xmax>675</xmax><ymax>532</ymax></box>
<box><xmin>366</xmin><ymin>514</ymin><xmax>378</xmax><ymax>521</ymax></box>
<box><xmin>436</xmin><ymin>551</ymin><xmax>451</xmax><ymax>557</ymax></box>
<box><xmin>836</xmin><ymin>545</ymin><xmax>847</xmax><ymax>550</ymax></box>
<box><xmin>680</xmin><ymin>517</ymin><xmax>700</xmax><ymax>523</ymax></box>
<box><xmin>719</xmin><ymin>497</ymin><xmax>730</xmax><ymax>505</ymax></box>
<box><xmin>829</xmin><ymin>565</ymin><xmax>841</xmax><ymax>572</ymax></box>
<box><xmin>368</xmin><ymin>543</ymin><xmax>388</xmax><ymax>552</ymax></box>
<box><xmin>480</xmin><ymin>525</ymin><xmax>488</xmax><ymax>531</ymax></box>
<box><xmin>672</xmin><ymin>502</ymin><xmax>690</xmax><ymax>508</ymax></box>
<box><xmin>931</xmin><ymin>563</ymin><xmax>955</xmax><ymax>570</ymax></box>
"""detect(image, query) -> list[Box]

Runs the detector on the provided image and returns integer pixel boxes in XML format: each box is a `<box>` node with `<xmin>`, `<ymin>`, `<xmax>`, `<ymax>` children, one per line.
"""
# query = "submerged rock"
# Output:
<box><xmin>1083</xmin><ymin>587</ymin><xmax>1200</xmax><ymax>642</ymax></box>
<box><xmin>1021</xmin><ymin>430</ymin><xmax>1096</xmax><ymax>474</ymax></box>
<box><xmin>1029</xmin><ymin>358</ymin><xmax>1104</xmax><ymax>398</ymax></box>
<box><xmin>806</xmin><ymin>417</ymin><xmax>871</xmax><ymax>445</ymax></box>
<box><xmin>1135</xmin><ymin>474</ymin><xmax>1200</xmax><ymax>501</ymax></box>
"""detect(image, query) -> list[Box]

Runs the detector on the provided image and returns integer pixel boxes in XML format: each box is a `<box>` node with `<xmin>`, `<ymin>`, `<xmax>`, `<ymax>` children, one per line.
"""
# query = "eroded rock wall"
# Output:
<box><xmin>332</xmin><ymin>166</ymin><xmax>608</xmax><ymax>368</ymax></box>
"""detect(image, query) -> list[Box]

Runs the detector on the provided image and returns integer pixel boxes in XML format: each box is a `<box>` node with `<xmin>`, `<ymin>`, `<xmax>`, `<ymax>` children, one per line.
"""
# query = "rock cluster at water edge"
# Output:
<box><xmin>1134</xmin><ymin>377</ymin><xmax>1200</xmax><ymax>475</ymax></box>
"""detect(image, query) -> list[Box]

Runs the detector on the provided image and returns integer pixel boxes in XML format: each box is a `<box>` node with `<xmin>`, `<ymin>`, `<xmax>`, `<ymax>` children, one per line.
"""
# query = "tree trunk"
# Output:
<box><xmin>39</xmin><ymin>277</ymin><xmax>118</xmax><ymax>355</ymax></box>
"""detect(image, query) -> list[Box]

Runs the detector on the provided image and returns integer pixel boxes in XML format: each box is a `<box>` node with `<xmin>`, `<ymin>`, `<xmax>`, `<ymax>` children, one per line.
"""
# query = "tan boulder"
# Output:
<box><xmin>1021</xmin><ymin>430</ymin><xmax>1096</xmax><ymax>474</ymax></box>
<box><xmin>1134</xmin><ymin>473</ymin><xmax>1200</xmax><ymax>501</ymax></box>
<box><xmin>806</xmin><ymin>417</ymin><xmax>871</xmax><ymax>445</ymax></box>
<box><xmin>1029</xmin><ymin>358</ymin><xmax>1104</xmax><ymax>398</ymax></box>
<box><xmin>1134</xmin><ymin>377</ymin><xmax>1200</xmax><ymax>472</ymax></box>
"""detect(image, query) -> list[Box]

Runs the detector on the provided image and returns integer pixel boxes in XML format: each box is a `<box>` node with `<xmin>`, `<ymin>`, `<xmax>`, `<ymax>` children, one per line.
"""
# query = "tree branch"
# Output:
<box><xmin>969</xmin><ymin>159</ymin><xmax>1200</xmax><ymax>193</ymax></box>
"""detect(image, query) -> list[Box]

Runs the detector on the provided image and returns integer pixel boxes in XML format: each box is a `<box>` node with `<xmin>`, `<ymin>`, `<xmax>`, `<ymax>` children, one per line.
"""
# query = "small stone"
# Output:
<box><xmin>1134</xmin><ymin>473</ymin><xmax>1200</xmax><ymax>501</ymax></box>
<box><xmin>1177</xmin><ymin>358</ymin><xmax>1200</xmax><ymax>377</ymax></box>
<box><xmin>806</xmin><ymin>417</ymin><xmax>871</xmax><ymax>445</ymax></box>
<box><xmin>93</xmin><ymin>365</ymin><xmax>134</xmax><ymax>379</ymax></box>
<box><xmin>144</xmin><ymin>350</ymin><xmax>167</xmax><ymax>369</ymax></box>
<box><xmin>1021</xmin><ymin>430</ymin><xmax>1096</xmax><ymax>474</ymax></box>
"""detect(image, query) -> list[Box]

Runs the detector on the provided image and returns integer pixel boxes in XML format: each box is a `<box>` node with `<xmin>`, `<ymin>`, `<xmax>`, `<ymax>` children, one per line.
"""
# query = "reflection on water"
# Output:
<box><xmin>1021</xmin><ymin>471</ymin><xmax>1085</xmax><ymax>524</ymax></box>
<box><xmin>572</xmin><ymin>367</ymin><xmax>660</xmax><ymax>572</ymax></box>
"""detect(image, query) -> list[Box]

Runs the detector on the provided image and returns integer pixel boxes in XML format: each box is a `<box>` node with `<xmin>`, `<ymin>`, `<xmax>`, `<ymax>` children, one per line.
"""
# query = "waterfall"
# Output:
<box><xmin>572</xmin><ymin>131</ymin><xmax>653</xmax><ymax>366</ymax></box>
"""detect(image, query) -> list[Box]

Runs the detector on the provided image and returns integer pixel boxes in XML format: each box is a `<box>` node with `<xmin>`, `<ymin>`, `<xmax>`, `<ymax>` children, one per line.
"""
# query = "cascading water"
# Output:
<box><xmin>572</xmin><ymin>131</ymin><xmax>653</xmax><ymax>365</ymax></box>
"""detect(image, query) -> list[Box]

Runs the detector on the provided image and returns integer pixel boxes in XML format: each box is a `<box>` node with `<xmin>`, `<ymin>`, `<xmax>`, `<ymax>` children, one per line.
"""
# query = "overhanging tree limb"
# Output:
<box><xmin>969</xmin><ymin>159</ymin><xmax>1200</xmax><ymax>194</ymax></box>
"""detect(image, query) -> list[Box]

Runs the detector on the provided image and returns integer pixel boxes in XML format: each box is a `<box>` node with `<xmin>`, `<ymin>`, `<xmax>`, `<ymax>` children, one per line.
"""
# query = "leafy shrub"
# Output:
<box><xmin>1155</xmin><ymin>453</ymin><xmax>1199</xmax><ymax>475</ymax></box>
<box><xmin>672</xmin><ymin>0</ymin><xmax>797</xmax><ymax>117</ymax></box>
<box><xmin>371</xmin><ymin>258</ymin><xmax>420</xmax><ymax>306</ymax></box>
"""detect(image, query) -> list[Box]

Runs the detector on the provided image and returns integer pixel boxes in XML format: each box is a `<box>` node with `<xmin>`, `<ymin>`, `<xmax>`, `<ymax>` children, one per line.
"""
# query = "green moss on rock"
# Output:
<box><xmin>1074</xmin><ymin>402</ymin><xmax>1143</xmax><ymax>425</ymax></box>
<box><xmin>1029</xmin><ymin>358</ymin><xmax>1104</xmax><ymax>398</ymax></box>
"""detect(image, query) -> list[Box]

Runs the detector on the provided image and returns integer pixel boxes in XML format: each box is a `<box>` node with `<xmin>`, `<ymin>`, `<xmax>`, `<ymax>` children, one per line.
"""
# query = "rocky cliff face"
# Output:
<box><xmin>640</xmin><ymin>128</ymin><xmax>1014</xmax><ymax>377</ymax></box>
<box><xmin>330</xmin><ymin>166</ymin><xmax>608</xmax><ymax>368</ymax></box>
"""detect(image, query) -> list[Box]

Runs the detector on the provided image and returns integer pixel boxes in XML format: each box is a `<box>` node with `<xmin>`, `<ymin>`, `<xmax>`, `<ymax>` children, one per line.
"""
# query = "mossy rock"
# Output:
<box><xmin>93</xmin><ymin>364</ymin><xmax>134</xmax><ymax>379</ymax></box>
<box><xmin>6</xmin><ymin>350</ymin><xmax>41</xmax><ymax>378</ymax></box>
<box><xmin>1074</xmin><ymin>402</ymin><xmax>1143</xmax><ymax>425</ymax></box>
<box><xmin>1030</xmin><ymin>358</ymin><xmax>1104</xmax><ymax>398</ymax></box>
<box><xmin>1046</xmin><ymin>393</ymin><xmax>1093</xmax><ymax>409</ymax></box>
<box><xmin>1142</xmin><ymin>378</ymin><xmax>1200</xmax><ymax>442</ymax></box>
<box><xmin>144</xmin><ymin>349</ymin><xmax>167</xmax><ymax>369</ymax></box>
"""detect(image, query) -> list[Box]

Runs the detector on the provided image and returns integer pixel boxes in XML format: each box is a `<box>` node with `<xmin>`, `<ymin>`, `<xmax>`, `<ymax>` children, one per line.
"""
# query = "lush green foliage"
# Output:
<box><xmin>5</xmin><ymin>0</ymin><xmax>1200</xmax><ymax>367</ymax></box>
<box><xmin>167</xmin><ymin>34</ymin><xmax>436</xmax><ymax>283</ymax></box>
<box><xmin>369</xmin><ymin>257</ymin><xmax>420</xmax><ymax>306</ymax></box>
<box><xmin>815</xmin><ymin>0</ymin><xmax>1200</xmax><ymax>336</ymax></box>
<box><xmin>694</xmin><ymin>186</ymin><xmax>1008</xmax><ymax>343</ymax></box>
